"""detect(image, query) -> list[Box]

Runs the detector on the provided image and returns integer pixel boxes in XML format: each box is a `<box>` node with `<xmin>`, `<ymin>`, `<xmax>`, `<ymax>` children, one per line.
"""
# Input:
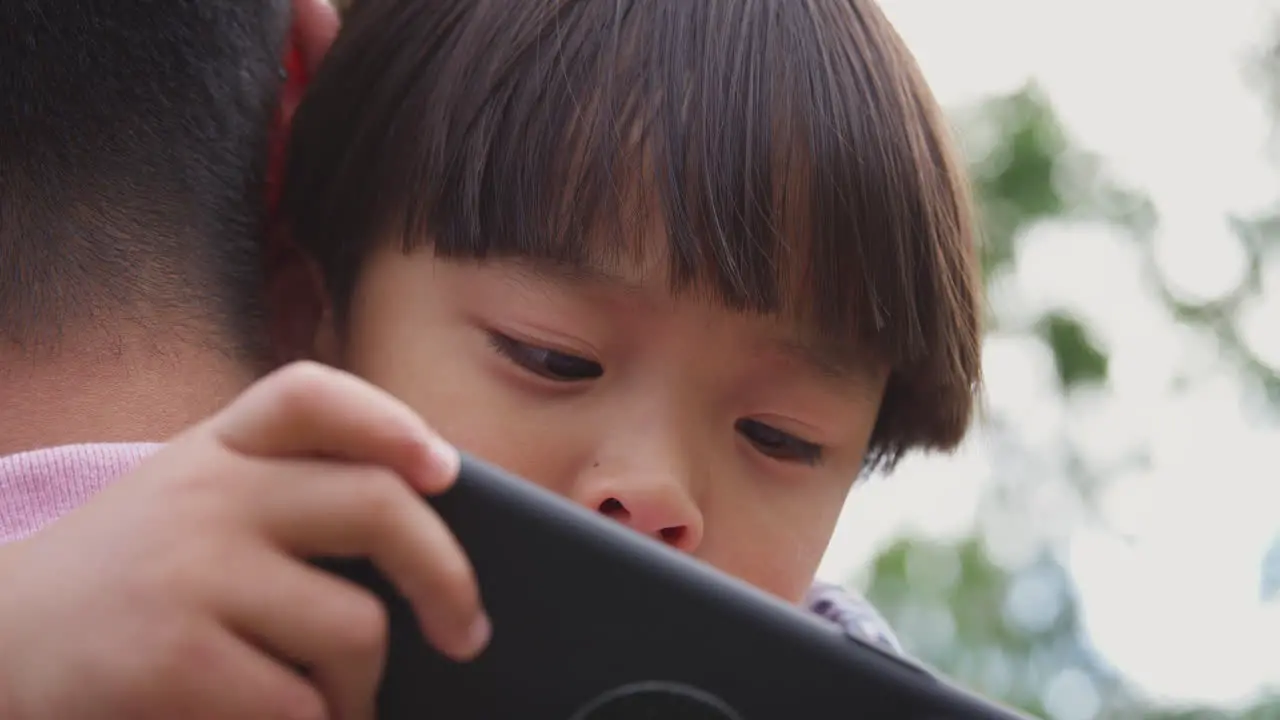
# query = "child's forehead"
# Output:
<box><xmin>493</xmin><ymin>251</ymin><xmax>883</xmax><ymax>381</ymax></box>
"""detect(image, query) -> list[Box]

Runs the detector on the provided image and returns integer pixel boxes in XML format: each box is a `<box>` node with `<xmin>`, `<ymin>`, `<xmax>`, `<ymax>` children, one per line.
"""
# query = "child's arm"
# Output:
<box><xmin>0</xmin><ymin>362</ymin><xmax>489</xmax><ymax>720</ymax></box>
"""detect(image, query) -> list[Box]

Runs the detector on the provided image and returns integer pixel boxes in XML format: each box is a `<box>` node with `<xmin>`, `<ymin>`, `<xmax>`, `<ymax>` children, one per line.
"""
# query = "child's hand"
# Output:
<box><xmin>0</xmin><ymin>362</ymin><xmax>487</xmax><ymax>720</ymax></box>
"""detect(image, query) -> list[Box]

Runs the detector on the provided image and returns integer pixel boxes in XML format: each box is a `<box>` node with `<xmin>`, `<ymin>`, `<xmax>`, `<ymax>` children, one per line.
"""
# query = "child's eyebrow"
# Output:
<box><xmin>502</xmin><ymin>257</ymin><xmax>878</xmax><ymax>385</ymax></box>
<box><xmin>503</xmin><ymin>256</ymin><xmax>651</xmax><ymax>294</ymax></box>
<box><xmin>771</xmin><ymin>337</ymin><xmax>863</xmax><ymax>381</ymax></box>
<box><xmin>767</xmin><ymin>336</ymin><xmax>891</xmax><ymax>405</ymax></box>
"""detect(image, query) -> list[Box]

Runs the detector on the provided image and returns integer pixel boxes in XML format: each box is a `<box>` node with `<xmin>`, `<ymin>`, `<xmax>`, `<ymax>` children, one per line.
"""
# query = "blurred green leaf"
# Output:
<box><xmin>1037</xmin><ymin>313</ymin><xmax>1109</xmax><ymax>390</ymax></box>
<box><xmin>972</xmin><ymin>85</ymin><xmax>1068</xmax><ymax>279</ymax></box>
<box><xmin>977</xmin><ymin>86</ymin><xmax>1068</xmax><ymax>218</ymax></box>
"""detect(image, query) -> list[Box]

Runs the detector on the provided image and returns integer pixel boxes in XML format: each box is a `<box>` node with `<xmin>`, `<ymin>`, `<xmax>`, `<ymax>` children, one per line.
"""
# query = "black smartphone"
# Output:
<box><xmin>319</xmin><ymin>453</ymin><xmax>1032</xmax><ymax>719</ymax></box>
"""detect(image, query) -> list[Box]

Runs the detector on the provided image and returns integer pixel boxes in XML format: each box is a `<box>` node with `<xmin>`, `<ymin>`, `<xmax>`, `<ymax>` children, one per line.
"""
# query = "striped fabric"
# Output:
<box><xmin>804</xmin><ymin>580</ymin><xmax>905</xmax><ymax>655</ymax></box>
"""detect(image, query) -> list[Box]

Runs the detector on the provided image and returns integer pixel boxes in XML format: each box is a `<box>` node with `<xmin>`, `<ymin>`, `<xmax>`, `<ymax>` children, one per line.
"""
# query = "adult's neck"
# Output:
<box><xmin>0</xmin><ymin>325</ymin><xmax>258</xmax><ymax>457</ymax></box>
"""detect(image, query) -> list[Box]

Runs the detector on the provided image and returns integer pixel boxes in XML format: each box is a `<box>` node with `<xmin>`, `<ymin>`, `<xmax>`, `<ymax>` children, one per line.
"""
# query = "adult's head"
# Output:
<box><xmin>0</xmin><ymin>0</ymin><xmax>337</xmax><ymax>453</ymax></box>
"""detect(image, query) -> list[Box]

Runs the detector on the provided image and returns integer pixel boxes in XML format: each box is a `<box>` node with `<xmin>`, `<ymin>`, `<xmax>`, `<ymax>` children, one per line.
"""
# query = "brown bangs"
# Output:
<box><xmin>282</xmin><ymin>0</ymin><xmax>981</xmax><ymax>470</ymax></box>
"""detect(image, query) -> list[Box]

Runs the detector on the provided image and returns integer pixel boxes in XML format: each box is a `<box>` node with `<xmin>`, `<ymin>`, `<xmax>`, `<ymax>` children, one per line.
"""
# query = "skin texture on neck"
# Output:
<box><xmin>0</xmin><ymin>322</ymin><xmax>256</xmax><ymax>457</ymax></box>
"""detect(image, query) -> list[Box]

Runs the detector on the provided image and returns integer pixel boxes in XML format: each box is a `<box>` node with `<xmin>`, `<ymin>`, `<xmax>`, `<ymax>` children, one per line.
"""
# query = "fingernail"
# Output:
<box><xmin>464</xmin><ymin>613</ymin><xmax>492</xmax><ymax>657</ymax></box>
<box><xmin>427</xmin><ymin>436</ymin><xmax>460</xmax><ymax>485</ymax></box>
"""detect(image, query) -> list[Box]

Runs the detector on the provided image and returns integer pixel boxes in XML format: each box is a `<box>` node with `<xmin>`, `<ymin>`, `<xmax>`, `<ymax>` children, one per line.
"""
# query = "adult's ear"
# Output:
<box><xmin>263</xmin><ymin>223</ymin><xmax>335</xmax><ymax>367</ymax></box>
<box><xmin>263</xmin><ymin>0</ymin><xmax>342</xmax><ymax>367</ymax></box>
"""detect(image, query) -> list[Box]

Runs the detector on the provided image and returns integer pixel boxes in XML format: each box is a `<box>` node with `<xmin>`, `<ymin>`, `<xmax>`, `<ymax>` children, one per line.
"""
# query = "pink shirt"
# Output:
<box><xmin>0</xmin><ymin>443</ymin><xmax>160</xmax><ymax>544</ymax></box>
<box><xmin>0</xmin><ymin>443</ymin><xmax>903</xmax><ymax>653</ymax></box>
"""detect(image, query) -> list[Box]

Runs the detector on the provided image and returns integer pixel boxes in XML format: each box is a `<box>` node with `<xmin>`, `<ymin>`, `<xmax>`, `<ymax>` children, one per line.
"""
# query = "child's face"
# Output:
<box><xmin>305</xmin><ymin>243</ymin><xmax>888</xmax><ymax>604</ymax></box>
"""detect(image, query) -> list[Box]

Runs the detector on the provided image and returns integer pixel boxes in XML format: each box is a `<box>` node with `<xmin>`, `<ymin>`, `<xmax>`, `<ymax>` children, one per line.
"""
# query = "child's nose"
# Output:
<box><xmin>580</xmin><ymin>480</ymin><xmax>705</xmax><ymax>553</ymax></box>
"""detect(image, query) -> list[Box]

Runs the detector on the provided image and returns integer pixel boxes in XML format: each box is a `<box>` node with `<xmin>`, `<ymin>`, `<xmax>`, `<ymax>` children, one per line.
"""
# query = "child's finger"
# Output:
<box><xmin>172</xmin><ymin>624</ymin><xmax>327</xmax><ymax>720</ymax></box>
<box><xmin>210</xmin><ymin>361</ymin><xmax>458</xmax><ymax>495</ymax></box>
<box><xmin>224</xmin><ymin>550</ymin><xmax>385</xmax><ymax>720</ymax></box>
<box><xmin>247</xmin><ymin>458</ymin><xmax>490</xmax><ymax>662</ymax></box>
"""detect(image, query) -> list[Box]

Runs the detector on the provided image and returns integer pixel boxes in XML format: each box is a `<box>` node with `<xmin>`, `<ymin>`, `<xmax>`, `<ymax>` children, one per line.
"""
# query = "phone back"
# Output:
<box><xmin>322</xmin><ymin>455</ymin><xmax>1032</xmax><ymax>719</ymax></box>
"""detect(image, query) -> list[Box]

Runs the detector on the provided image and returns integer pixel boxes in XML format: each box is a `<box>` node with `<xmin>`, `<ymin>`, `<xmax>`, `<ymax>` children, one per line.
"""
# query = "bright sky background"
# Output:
<box><xmin>818</xmin><ymin>0</ymin><xmax>1280</xmax><ymax>711</ymax></box>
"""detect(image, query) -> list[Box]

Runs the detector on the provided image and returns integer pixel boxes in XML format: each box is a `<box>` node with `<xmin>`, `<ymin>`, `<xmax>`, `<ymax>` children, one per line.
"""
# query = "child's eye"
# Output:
<box><xmin>487</xmin><ymin>332</ymin><xmax>603</xmax><ymax>382</ymax></box>
<box><xmin>735</xmin><ymin>418</ymin><xmax>824</xmax><ymax>466</ymax></box>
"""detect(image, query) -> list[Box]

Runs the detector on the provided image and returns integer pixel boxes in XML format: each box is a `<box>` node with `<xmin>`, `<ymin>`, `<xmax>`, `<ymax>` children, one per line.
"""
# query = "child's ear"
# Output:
<box><xmin>264</xmin><ymin>223</ymin><xmax>337</xmax><ymax>367</ymax></box>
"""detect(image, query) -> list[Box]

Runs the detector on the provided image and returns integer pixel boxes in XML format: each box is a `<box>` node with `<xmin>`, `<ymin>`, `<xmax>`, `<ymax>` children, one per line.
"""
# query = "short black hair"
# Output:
<box><xmin>283</xmin><ymin>0</ymin><xmax>981</xmax><ymax>470</ymax></box>
<box><xmin>0</xmin><ymin>0</ymin><xmax>290</xmax><ymax>358</ymax></box>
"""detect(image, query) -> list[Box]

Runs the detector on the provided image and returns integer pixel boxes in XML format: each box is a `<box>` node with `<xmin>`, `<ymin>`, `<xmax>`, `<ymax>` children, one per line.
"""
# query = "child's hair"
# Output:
<box><xmin>282</xmin><ymin>0</ymin><xmax>981</xmax><ymax>471</ymax></box>
<box><xmin>0</xmin><ymin>0</ymin><xmax>290</xmax><ymax>358</ymax></box>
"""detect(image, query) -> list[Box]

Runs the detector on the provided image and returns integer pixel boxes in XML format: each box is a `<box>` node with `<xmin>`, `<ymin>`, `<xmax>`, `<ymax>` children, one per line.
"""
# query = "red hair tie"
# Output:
<box><xmin>266</xmin><ymin>41</ymin><xmax>311</xmax><ymax>214</ymax></box>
